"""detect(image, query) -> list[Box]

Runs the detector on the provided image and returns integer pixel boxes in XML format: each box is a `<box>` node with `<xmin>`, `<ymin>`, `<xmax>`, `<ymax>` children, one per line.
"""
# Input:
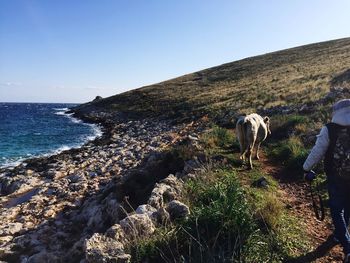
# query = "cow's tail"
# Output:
<box><xmin>236</xmin><ymin>119</ymin><xmax>247</xmax><ymax>159</ymax></box>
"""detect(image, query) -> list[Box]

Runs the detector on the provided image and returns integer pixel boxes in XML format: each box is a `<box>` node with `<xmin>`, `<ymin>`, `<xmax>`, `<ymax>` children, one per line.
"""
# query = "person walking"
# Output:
<box><xmin>303</xmin><ymin>99</ymin><xmax>350</xmax><ymax>263</ymax></box>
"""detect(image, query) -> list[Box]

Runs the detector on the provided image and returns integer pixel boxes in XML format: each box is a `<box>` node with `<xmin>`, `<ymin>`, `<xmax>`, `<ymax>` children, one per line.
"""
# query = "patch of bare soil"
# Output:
<box><xmin>259</xmin><ymin>155</ymin><xmax>344</xmax><ymax>263</ymax></box>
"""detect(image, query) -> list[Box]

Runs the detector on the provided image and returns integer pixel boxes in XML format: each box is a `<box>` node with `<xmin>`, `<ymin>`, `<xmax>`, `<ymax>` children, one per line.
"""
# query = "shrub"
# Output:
<box><xmin>270</xmin><ymin>114</ymin><xmax>310</xmax><ymax>140</ymax></box>
<box><xmin>256</xmin><ymin>193</ymin><xmax>284</xmax><ymax>231</ymax></box>
<box><xmin>172</xmin><ymin>143</ymin><xmax>199</xmax><ymax>161</ymax></box>
<box><xmin>128</xmin><ymin>168</ymin><xmax>310</xmax><ymax>262</ymax></box>
<box><xmin>201</xmin><ymin>126</ymin><xmax>237</xmax><ymax>149</ymax></box>
<box><xmin>269</xmin><ymin>136</ymin><xmax>308</xmax><ymax>173</ymax></box>
<box><xmin>182</xmin><ymin>172</ymin><xmax>256</xmax><ymax>261</ymax></box>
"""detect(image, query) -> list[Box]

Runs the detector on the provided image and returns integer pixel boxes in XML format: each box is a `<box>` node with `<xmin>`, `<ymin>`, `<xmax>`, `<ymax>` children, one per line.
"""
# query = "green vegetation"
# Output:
<box><xmin>77</xmin><ymin>38</ymin><xmax>350</xmax><ymax>262</ymax></box>
<box><xmin>201</xmin><ymin>125</ymin><xmax>237</xmax><ymax>150</ymax></box>
<box><xmin>128</xmin><ymin>126</ymin><xmax>311</xmax><ymax>262</ymax></box>
<box><xmin>267</xmin><ymin>114</ymin><xmax>313</xmax><ymax>176</ymax></box>
<box><xmin>269</xmin><ymin>136</ymin><xmax>308</xmax><ymax>173</ymax></box>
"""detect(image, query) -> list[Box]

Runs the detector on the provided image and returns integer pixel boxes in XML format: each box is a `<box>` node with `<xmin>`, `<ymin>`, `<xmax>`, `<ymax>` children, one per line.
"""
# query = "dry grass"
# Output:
<box><xmin>76</xmin><ymin>38</ymin><xmax>350</xmax><ymax>120</ymax></box>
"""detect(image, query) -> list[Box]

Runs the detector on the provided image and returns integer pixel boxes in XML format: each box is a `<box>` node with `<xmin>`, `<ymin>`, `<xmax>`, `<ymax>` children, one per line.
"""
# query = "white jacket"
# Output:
<box><xmin>303</xmin><ymin>106</ymin><xmax>350</xmax><ymax>171</ymax></box>
<box><xmin>303</xmin><ymin>127</ymin><xmax>329</xmax><ymax>171</ymax></box>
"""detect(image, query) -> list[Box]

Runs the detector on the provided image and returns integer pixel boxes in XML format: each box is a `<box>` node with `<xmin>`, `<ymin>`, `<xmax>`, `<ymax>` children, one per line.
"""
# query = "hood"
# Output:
<box><xmin>331</xmin><ymin>99</ymin><xmax>350</xmax><ymax>126</ymax></box>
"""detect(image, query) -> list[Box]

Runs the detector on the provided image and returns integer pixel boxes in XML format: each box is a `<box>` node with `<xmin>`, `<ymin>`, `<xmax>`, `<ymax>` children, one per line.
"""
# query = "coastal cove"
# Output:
<box><xmin>0</xmin><ymin>107</ymin><xmax>203</xmax><ymax>262</ymax></box>
<box><xmin>1</xmin><ymin>37</ymin><xmax>350</xmax><ymax>262</ymax></box>
<box><xmin>0</xmin><ymin>103</ymin><xmax>102</xmax><ymax>168</ymax></box>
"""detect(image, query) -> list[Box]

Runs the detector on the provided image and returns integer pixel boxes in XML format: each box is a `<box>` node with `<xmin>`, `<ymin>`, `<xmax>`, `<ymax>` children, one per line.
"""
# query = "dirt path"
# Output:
<box><xmin>259</xmin><ymin>155</ymin><xmax>344</xmax><ymax>263</ymax></box>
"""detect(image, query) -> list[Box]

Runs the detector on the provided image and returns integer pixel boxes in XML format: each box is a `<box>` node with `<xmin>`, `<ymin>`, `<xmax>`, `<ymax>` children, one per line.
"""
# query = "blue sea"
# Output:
<box><xmin>0</xmin><ymin>103</ymin><xmax>102</xmax><ymax>168</ymax></box>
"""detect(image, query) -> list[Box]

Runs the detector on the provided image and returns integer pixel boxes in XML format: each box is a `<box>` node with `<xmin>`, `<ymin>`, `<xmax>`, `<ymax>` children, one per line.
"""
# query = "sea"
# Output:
<box><xmin>0</xmin><ymin>102</ymin><xmax>102</xmax><ymax>168</ymax></box>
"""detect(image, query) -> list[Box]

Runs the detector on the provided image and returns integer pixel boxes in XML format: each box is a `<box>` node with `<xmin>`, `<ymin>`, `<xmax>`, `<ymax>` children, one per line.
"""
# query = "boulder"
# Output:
<box><xmin>166</xmin><ymin>200</ymin><xmax>190</xmax><ymax>221</ymax></box>
<box><xmin>105</xmin><ymin>197</ymin><xmax>121</xmax><ymax>223</ymax></box>
<box><xmin>0</xmin><ymin>223</ymin><xmax>23</xmax><ymax>236</ymax></box>
<box><xmin>93</xmin><ymin>96</ymin><xmax>103</xmax><ymax>102</ymax></box>
<box><xmin>148</xmin><ymin>174</ymin><xmax>182</xmax><ymax>209</ymax></box>
<box><xmin>85</xmin><ymin>233</ymin><xmax>129</xmax><ymax>263</ymax></box>
<box><xmin>0</xmin><ymin>176</ymin><xmax>24</xmax><ymax>195</ymax></box>
<box><xmin>105</xmin><ymin>224</ymin><xmax>125</xmax><ymax>243</ymax></box>
<box><xmin>119</xmin><ymin>214</ymin><xmax>155</xmax><ymax>239</ymax></box>
<box><xmin>135</xmin><ymin>204</ymin><xmax>157</xmax><ymax>217</ymax></box>
<box><xmin>252</xmin><ymin>177</ymin><xmax>269</xmax><ymax>188</ymax></box>
<box><xmin>152</xmin><ymin>207</ymin><xmax>170</xmax><ymax>226</ymax></box>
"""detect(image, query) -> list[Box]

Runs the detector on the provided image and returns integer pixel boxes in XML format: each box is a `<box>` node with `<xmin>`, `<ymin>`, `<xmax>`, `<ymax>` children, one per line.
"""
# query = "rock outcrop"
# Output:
<box><xmin>0</xmin><ymin>115</ymin><xmax>207</xmax><ymax>262</ymax></box>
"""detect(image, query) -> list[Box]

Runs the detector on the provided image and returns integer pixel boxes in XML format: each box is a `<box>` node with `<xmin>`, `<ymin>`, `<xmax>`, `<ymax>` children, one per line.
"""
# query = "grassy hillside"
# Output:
<box><xmin>75</xmin><ymin>37</ymin><xmax>350</xmax><ymax>119</ymax></box>
<box><xmin>73</xmin><ymin>38</ymin><xmax>350</xmax><ymax>262</ymax></box>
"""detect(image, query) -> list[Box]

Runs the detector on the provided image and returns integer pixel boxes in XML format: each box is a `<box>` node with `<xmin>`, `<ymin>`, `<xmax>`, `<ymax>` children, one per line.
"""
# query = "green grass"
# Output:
<box><xmin>201</xmin><ymin>125</ymin><xmax>237</xmax><ymax>150</ymax></box>
<box><xmin>268</xmin><ymin>136</ymin><xmax>308</xmax><ymax>173</ymax></box>
<box><xmin>127</xmin><ymin>126</ymin><xmax>311</xmax><ymax>262</ymax></box>
<box><xmin>128</xmin><ymin>168</ymin><xmax>310</xmax><ymax>262</ymax></box>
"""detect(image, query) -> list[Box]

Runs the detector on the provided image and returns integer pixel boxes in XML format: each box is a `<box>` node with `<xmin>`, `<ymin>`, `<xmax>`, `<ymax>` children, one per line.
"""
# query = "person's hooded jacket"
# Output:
<box><xmin>303</xmin><ymin>99</ymin><xmax>350</xmax><ymax>171</ymax></box>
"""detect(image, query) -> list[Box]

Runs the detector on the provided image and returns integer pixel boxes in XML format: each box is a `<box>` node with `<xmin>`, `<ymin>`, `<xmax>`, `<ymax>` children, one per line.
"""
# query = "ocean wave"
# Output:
<box><xmin>67</xmin><ymin>115</ymin><xmax>83</xmax><ymax>124</ymax></box>
<box><xmin>89</xmin><ymin>124</ymin><xmax>103</xmax><ymax>138</ymax></box>
<box><xmin>0</xmin><ymin>157</ymin><xmax>26</xmax><ymax>169</ymax></box>
<box><xmin>54</xmin><ymin>111</ymin><xmax>70</xmax><ymax>116</ymax></box>
<box><xmin>1</xmin><ymin>118</ymin><xmax>103</xmax><ymax>170</ymax></box>
<box><xmin>1</xmin><ymin>145</ymin><xmax>79</xmax><ymax>169</ymax></box>
<box><xmin>54</xmin><ymin>109</ymin><xmax>103</xmax><ymax>138</ymax></box>
<box><xmin>53</xmin><ymin>107</ymin><xmax>69</xmax><ymax>111</ymax></box>
<box><xmin>54</xmin><ymin>109</ymin><xmax>83</xmax><ymax>124</ymax></box>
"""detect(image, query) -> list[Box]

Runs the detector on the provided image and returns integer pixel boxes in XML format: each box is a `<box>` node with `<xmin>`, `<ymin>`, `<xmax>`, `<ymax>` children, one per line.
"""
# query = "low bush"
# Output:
<box><xmin>270</xmin><ymin>114</ymin><xmax>310</xmax><ymax>140</ymax></box>
<box><xmin>256</xmin><ymin>193</ymin><xmax>284</xmax><ymax>231</ymax></box>
<box><xmin>269</xmin><ymin>136</ymin><xmax>308</xmax><ymax>173</ymax></box>
<box><xmin>201</xmin><ymin>126</ymin><xmax>236</xmax><ymax>149</ymax></box>
<box><xmin>183</xmin><ymin>172</ymin><xmax>256</xmax><ymax>261</ymax></box>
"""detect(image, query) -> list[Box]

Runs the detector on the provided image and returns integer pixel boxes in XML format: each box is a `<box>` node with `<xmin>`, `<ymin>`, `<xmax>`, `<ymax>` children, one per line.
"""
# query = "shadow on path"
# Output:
<box><xmin>285</xmin><ymin>235</ymin><xmax>339</xmax><ymax>263</ymax></box>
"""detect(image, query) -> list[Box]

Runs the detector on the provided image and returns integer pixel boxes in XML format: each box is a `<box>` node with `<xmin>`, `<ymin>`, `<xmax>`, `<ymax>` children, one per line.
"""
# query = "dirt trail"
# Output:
<box><xmin>259</xmin><ymin>155</ymin><xmax>344</xmax><ymax>263</ymax></box>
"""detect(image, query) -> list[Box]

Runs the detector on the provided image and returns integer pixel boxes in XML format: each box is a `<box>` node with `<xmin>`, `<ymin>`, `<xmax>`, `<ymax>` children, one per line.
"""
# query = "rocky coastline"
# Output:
<box><xmin>0</xmin><ymin>108</ymin><xmax>207</xmax><ymax>262</ymax></box>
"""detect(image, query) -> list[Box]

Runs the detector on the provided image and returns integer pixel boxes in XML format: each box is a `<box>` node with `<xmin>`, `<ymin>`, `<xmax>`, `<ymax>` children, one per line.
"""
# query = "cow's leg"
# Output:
<box><xmin>238</xmin><ymin>138</ymin><xmax>244</xmax><ymax>159</ymax></box>
<box><xmin>238</xmin><ymin>137</ymin><xmax>247</xmax><ymax>161</ymax></box>
<box><xmin>247</xmin><ymin>139</ymin><xmax>256</xmax><ymax>169</ymax></box>
<box><xmin>236</xmin><ymin>122</ymin><xmax>246</xmax><ymax>161</ymax></box>
<box><xmin>255</xmin><ymin>142</ymin><xmax>261</xmax><ymax>160</ymax></box>
<box><xmin>247</xmin><ymin>144</ymin><xmax>254</xmax><ymax>169</ymax></box>
<box><xmin>240</xmin><ymin>141</ymin><xmax>247</xmax><ymax>161</ymax></box>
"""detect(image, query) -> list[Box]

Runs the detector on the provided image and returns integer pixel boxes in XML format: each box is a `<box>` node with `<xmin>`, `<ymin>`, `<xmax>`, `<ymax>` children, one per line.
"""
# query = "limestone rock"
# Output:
<box><xmin>152</xmin><ymin>207</ymin><xmax>170</xmax><ymax>226</ymax></box>
<box><xmin>148</xmin><ymin>174</ymin><xmax>182</xmax><ymax>209</ymax></box>
<box><xmin>119</xmin><ymin>214</ymin><xmax>155</xmax><ymax>239</ymax></box>
<box><xmin>105</xmin><ymin>224</ymin><xmax>125</xmax><ymax>243</ymax></box>
<box><xmin>85</xmin><ymin>233</ymin><xmax>129</xmax><ymax>263</ymax></box>
<box><xmin>0</xmin><ymin>223</ymin><xmax>23</xmax><ymax>236</ymax></box>
<box><xmin>135</xmin><ymin>204</ymin><xmax>157</xmax><ymax>217</ymax></box>
<box><xmin>166</xmin><ymin>200</ymin><xmax>190</xmax><ymax>221</ymax></box>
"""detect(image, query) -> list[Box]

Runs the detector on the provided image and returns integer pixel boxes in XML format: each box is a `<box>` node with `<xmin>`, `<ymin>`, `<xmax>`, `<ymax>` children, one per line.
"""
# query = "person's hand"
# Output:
<box><xmin>304</xmin><ymin>170</ymin><xmax>316</xmax><ymax>182</ymax></box>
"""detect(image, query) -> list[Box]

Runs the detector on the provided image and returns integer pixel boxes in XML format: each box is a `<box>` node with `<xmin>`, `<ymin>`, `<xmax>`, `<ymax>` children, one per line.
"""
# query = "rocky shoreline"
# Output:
<box><xmin>0</xmin><ymin>110</ymin><xmax>207</xmax><ymax>262</ymax></box>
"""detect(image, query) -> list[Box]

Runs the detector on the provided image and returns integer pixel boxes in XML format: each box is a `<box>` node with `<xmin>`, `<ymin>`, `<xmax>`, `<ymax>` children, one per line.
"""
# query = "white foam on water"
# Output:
<box><xmin>54</xmin><ymin>111</ymin><xmax>68</xmax><ymax>116</ymax></box>
<box><xmin>55</xmin><ymin>108</ymin><xmax>103</xmax><ymax>141</ymax></box>
<box><xmin>0</xmin><ymin>157</ymin><xmax>26</xmax><ymax>169</ymax></box>
<box><xmin>53</xmin><ymin>107</ymin><xmax>69</xmax><ymax>111</ymax></box>
<box><xmin>0</xmin><ymin>108</ymin><xmax>103</xmax><ymax>169</ymax></box>
<box><xmin>66</xmin><ymin>114</ymin><xmax>82</xmax><ymax>124</ymax></box>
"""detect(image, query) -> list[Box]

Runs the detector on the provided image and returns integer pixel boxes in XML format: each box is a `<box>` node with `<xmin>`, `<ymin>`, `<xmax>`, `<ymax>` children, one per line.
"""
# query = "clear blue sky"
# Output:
<box><xmin>1</xmin><ymin>0</ymin><xmax>349</xmax><ymax>103</ymax></box>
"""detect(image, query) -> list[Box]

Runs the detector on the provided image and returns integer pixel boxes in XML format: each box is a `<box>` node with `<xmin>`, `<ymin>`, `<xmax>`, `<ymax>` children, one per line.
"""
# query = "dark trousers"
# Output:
<box><xmin>328</xmin><ymin>181</ymin><xmax>350</xmax><ymax>254</ymax></box>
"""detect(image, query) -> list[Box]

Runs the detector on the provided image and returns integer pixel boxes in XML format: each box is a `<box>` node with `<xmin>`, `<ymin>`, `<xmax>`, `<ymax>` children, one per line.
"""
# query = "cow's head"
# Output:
<box><xmin>263</xmin><ymin>116</ymin><xmax>271</xmax><ymax>135</ymax></box>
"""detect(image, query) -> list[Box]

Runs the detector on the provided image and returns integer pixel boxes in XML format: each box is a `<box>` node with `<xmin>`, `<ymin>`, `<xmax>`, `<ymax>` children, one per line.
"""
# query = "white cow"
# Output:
<box><xmin>235</xmin><ymin>113</ymin><xmax>271</xmax><ymax>169</ymax></box>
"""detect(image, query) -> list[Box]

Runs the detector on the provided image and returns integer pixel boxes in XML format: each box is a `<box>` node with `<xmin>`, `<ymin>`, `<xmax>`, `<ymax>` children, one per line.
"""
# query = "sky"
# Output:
<box><xmin>0</xmin><ymin>0</ymin><xmax>350</xmax><ymax>103</ymax></box>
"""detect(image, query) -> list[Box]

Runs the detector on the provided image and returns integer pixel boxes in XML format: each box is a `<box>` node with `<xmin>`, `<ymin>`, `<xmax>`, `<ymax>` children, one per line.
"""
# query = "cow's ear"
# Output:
<box><xmin>263</xmin><ymin>116</ymin><xmax>270</xmax><ymax>123</ymax></box>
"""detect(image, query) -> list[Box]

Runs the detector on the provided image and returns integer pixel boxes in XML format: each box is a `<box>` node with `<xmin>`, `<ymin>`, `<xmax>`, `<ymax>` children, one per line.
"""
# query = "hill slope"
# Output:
<box><xmin>75</xmin><ymin>37</ymin><xmax>350</xmax><ymax>120</ymax></box>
